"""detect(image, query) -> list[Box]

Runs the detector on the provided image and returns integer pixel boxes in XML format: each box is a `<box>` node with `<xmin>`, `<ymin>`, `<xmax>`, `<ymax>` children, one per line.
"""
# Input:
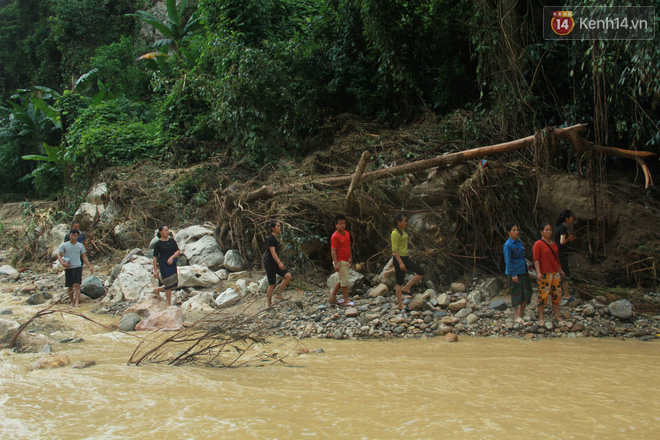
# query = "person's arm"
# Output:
<box><xmin>153</xmin><ymin>256</ymin><xmax>159</xmax><ymax>278</ymax></box>
<box><xmin>533</xmin><ymin>260</ymin><xmax>542</xmax><ymax>281</ymax></box>
<box><xmin>57</xmin><ymin>250</ymin><xmax>69</xmax><ymax>267</ymax></box>
<box><xmin>331</xmin><ymin>248</ymin><xmax>339</xmax><ymax>272</ymax></box>
<box><xmin>503</xmin><ymin>244</ymin><xmax>518</xmax><ymax>282</ymax></box>
<box><xmin>167</xmin><ymin>249</ymin><xmax>180</xmax><ymax>265</ymax></box>
<box><xmin>81</xmin><ymin>252</ymin><xmax>94</xmax><ymax>274</ymax></box>
<box><xmin>532</xmin><ymin>242</ymin><xmax>542</xmax><ymax>281</ymax></box>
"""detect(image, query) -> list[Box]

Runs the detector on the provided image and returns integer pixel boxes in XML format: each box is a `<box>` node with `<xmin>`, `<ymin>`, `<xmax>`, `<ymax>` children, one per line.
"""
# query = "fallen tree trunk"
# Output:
<box><xmin>244</xmin><ymin>124</ymin><xmax>655</xmax><ymax>202</ymax></box>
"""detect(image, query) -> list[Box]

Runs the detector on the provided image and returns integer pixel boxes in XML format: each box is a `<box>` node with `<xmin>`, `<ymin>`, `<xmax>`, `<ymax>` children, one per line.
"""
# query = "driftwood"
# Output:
<box><xmin>344</xmin><ymin>150</ymin><xmax>370</xmax><ymax>212</ymax></box>
<box><xmin>244</xmin><ymin>124</ymin><xmax>655</xmax><ymax>202</ymax></box>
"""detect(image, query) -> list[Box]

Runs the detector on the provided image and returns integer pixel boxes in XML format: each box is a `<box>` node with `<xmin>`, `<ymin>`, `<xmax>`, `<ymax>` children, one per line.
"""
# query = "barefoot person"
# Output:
<box><xmin>57</xmin><ymin>229</ymin><xmax>93</xmax><ymax>307</ymax></box>
<box><xmin>152</xmin><ymin>225</ymin><xmax>180</xmax><ymax>306</ymax></box>
<box><xmin>532</xmin><ymin>222</ymin><xmax>564</xmax><ymax>326</ymax></box>
<box><xmin>554</xmin><ymin>209</ymin><xmax>577</xmax><ymax>303</ymax></box>
<box><xmin>503</xmin><ymin>223</ymin><xmax>532</xmax><ymax>323</ymax></box>
<box><xmin>263</xmin><ymin>220</ymin><xmax>293</xmax><ymax>307</ymax></box>
<box><xmin>328</xmin><ymin>214</ymin><xmax>353</xmax><ymax>306</ymax></box>
<box><xmin>391</xmin><ymin>213</ymin><xmax>425</xmax><ymax>311</ymax></box>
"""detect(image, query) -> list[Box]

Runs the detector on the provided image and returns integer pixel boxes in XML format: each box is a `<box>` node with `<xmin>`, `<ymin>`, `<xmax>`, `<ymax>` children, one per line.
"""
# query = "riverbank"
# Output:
<box><xmin>1</xmin><ymin>261</ymin><xmax>658</xmax><ymax>354</ymax></box>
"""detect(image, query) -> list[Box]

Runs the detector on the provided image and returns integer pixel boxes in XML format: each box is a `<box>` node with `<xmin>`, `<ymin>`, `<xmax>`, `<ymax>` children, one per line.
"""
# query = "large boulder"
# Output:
<box><xmin>181</xmin><ymin>292</ymin><xmax>215</xmax><ymax>312</ymax></box>
<box><xmin>0</xmin><ymin>265</ymin><xmax>19</xmax><ymax>281</ymax></box>
<box><xmin>135</xmin><ymin>307</ymin><xmax>183</xmax><ymax>331</ymax></box>
<box><xmin>118</xmin><ymin>313</ymin><xmax>142</xmax><ymax>332</ymax></box>
<box><xmin>369</xmin><ymin>283</ymin><xmax>389</xmax><ymax>298</ymax></box>
<box><xmin>81</xmin><ymin>276</ymin><xmax>105</xmax><ymax>299</ymax></box>
<box><xmin>0</xmin><ymin>318</ymin><xmax>20</xmax><ymax>343</ymax></box>
<box><xmin>185</xmin><ymin>235</ymin><xmax>224</xmax><ymax>269</ymax></box>
<box><xmin>105</xmin><ymin>257</ymin><xmax>154</xmax><ymax>303</ymax></box>
<box><xmin>124</xmin><ymin>296</ymin><xmax>169</xmax><ymax>318</ymax></box>
<box><xmin>113</xmin><ymin>221</ymin><xmax>143</xmax><ymax>250</ymax></box>
<box><xmin>327</xmin><ymin>269</ymin><xmax>365</xmax><ymax>294</ymax></box>
<box><xmin>86</xmin><ymin>182</ymin><xmax>108</xmax><ymax>204</ymax></box>
<box><xmin>609</xmin><ymin>299</ymin><xmax>633</xmax><ymax>320</ymax></box>
<box><xmin>215</xmin><ymin>288</ymin><xmax>240</xmax><ymax>308</ymax></box>
<box><xmin>98</xmin><ymin>203</ymin><xmax>121</xmax><ymax>227</ymax></box>
<box><xmin>377</xmin><ymin>259</ymin><xmax>396</xmax><ymax>288</ymax></box>
<box><xmin>74</xmin><ymin>202</ymin><xmax>105</xmax><ymax>230</ymax></box>
<box><xmin>36</xmin><ymin>223</ymin><xmax>69</xmax><ymax>259</ymax></box>
<box><xmin>177</xmin><ymin>265</ymin><xmax>220</xmax><ymax>288</ymax></box>
<box><xmin>223</xmin><ymin>250</ymin><xmax>245</xmax><ymax>272</ymax></box>
<box><xmin>174</xmin><ymin>226</ymin><xmax>213</xmax><ymax>249</ymax></box>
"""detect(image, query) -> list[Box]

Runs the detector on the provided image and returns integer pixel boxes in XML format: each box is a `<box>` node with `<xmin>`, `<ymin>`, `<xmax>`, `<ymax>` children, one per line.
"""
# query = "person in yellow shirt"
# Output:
<box><xmin>391</xmin><ymin>213</ymin><xmax>425</xmax><ymax>311</ymax></box>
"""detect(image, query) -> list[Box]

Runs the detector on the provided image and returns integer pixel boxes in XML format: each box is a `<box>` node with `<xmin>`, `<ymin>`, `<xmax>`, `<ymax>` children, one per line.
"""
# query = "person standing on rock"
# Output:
<box><xmin>554</xmin><ymin>209</ymin><xmax>577</xmax><ymax>304</ymax></box>
<box><xmin>63</xmin><ymin>221</ymin><xmax>86</xmax><ymax>244</ymax></box>
<box><xmin>152</xmin><ymin>225</ymin><xmax>180</xmax><ymax>306</ymax></box>
<box><xmin>503</xmin><ymin>223</ymin><xmax>532</xmax><ymax>323</ymax></box>
<box><xmin>57</xmin><ymin>229</ymin><xmax>94</xmax><ymax>307</ymax></box>
<box><xmin>391</xmin><ymin>213</ymin><xmax>425</xmax><ymax>311</ymax></box>
<box><xmin>263</xmin><ymin>220</ymin><xmax>293</xmax><ymax>307</ymax></box>
<box><xmin>532</xmin><ymin>222</ymin><xmax>565</xmax><ymax>326</ymax></box>
<box><xmin>328</xmin><ymin>214</ymin><xmax>354</xmax><ymax>306</ymax></box>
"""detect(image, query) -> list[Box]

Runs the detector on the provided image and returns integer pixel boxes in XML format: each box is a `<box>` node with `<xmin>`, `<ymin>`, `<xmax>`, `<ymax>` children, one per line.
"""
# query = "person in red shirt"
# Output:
<box><xmin>532</xmin><ymin>222</ymin><xmax>565</xmax><ymax>326</ymax></box>
<box><xmin>328</xmin><ymin>214</ymin><xmax>353</xmax><ymax>306</ymax></box>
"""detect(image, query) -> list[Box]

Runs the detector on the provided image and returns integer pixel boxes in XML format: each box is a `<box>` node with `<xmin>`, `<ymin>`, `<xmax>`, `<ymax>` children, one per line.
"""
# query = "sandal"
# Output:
<box><xmin>345</xmin><ymin>301</ymin><xmax>355</xmax><ymax>307</ymax></box>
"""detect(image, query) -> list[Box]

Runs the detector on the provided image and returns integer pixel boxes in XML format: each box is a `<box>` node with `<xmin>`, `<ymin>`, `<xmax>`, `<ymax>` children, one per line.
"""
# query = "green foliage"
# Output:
<box><xmin>65</xmin><ymin>98</ymin><xmax>165</xmax><ymax>182</ymax></box>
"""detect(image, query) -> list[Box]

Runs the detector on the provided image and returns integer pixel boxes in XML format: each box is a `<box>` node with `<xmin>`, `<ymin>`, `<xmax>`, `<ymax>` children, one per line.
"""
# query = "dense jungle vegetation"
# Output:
<box><xmin>0</xmin><ymin>0</ymin><xmax>658</xmax><ymax>200</ymax></box>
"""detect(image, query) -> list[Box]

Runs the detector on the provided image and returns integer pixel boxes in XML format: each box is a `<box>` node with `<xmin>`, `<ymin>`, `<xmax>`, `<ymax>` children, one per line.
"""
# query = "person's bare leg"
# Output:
<box><xmin>402</xmin><ymin>274</ymin><xmax>422</xmax><ymax>294</ymax></box>
<box><xmin>562</xmin><ymin>280</ymin><xmax>570</xmax><ymax>299</ymax></box>
<box><xmin>328</xmin><ymin>282</ymin><xmax>340</xmax><ymax>303</ymax></box>
<box><xmin>165</xmin><ymin>289</ymin><xmax>172</xmax><ymax>306</ymax></box>
<box><xmin>553</xmin><ymin>303</ymin><xmax>563</xmax><ymax>321</ymax></box>
<box><xmin>267</xmin><ymin>285</ymin><xmax>275</xmax><ymax>306</ymax></box>
<box><xmin>341</xmin><ymin>286</ymin><xmax>350</xmax><ymax>304</ymax></box>
<box><xmin>67</xmin><ymin>287</ymin><xmax>74</xmax><ymax>305</ymax></box>
<box><xmin>395</xmin><ymin>285</ymin><xmax>404</xmax><ymax>309</ymax></box>
<box><xmin>73</xmin><ymin>284</ymin><xmax>81</xmax><ymax>307</ymax></box>
<box><xmin>538</xmin><ymin>305</ymin><xmax>545</xmax><ymax>325</ymax></box>
<box><xmin>275</xmin><ymin>273</ymin><xmax>292</xmax><ymax>299</ymax></box>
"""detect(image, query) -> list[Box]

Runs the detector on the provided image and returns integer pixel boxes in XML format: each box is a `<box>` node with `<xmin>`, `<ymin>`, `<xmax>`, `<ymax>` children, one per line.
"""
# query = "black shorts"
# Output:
<box><xmin>393</xmin><ymin>256</ymin><xmax>425</xmax><ymax>285</ymax></box>
<box><xmin>264</xmin><ymin>262</ymin><xmax>289</xmax><ymax>286</ymax></box>
<box><xmin>65</xmin><ymin>267</ymin><xmax>83</xmax><ymax>287</ymax></box>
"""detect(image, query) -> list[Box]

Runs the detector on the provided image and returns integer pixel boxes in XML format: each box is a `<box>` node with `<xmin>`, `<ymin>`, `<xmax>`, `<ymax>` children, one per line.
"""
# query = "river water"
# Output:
<box><xmin>1</xmin><ymin>299</ymin><xmax>658</xmax><ymax>440</ymax></box>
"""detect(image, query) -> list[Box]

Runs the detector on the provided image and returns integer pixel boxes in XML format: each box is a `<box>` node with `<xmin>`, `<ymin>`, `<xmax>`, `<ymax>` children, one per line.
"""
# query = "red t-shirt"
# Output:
<box><xmin>331</xmin><ymin>230</ymin><xmax>351</xmax><ymax>262</ymax></box>
<box><xmin>532</xmin><ymin>239</ymin><xmax>561</xmax><ymax>274</ymax></box>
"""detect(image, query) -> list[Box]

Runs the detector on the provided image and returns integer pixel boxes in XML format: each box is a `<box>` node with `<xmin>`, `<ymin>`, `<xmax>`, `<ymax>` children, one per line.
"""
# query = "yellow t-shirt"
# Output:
<box><xmin>391</xmin><ymin>229</ymin><xmax>409</xmax><ymax>256</ymax></box>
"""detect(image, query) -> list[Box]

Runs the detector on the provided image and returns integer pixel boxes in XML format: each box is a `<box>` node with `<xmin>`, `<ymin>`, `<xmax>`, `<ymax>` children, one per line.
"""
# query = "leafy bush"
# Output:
<box><xmin>65</xmin><ymin>98</ymin><xmax>164</xmax><ymax>182</ymax></box>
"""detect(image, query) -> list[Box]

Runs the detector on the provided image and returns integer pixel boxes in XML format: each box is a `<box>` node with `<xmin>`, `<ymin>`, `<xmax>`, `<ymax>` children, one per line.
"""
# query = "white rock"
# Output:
<box><xmin>177</xmin><ymin>264</ymin><xmax>220</xmax><ymax>288</ymax></box>
<box><xmin>105</xmin><ymin>257</ymin><xmax>154</xmax><ymax>303</ymax></box>
<box><xmin>247</xmin><ymin>282</ymin><xmax>259</xmax><ymax>294</ymax></box>
<box><xmin>0</xmin><ymin>265</ymin><xmax>19</xmax><ymax>281</ymax></box>
<box><xmin>114</xmin><ymin>221</ymin><xmax>142</xmax><ymax>249</ymax></box>
<box><xmin>258</xmin><ymin>276</ymin><xmax>269</xmax><ymax>293</ymax></box>
<box><xmin>174</xmin><ymin>226</ymin><xmax>213</xmax><ymax>249</ymax></box>
<box><xmin>437</xmin><ymin>293</ymin><xmax>451</xmax><ymax>308</ymax></box>
<box><xmin>223</xmin><ymin>250</ymin><xmax>246</xmax><ymax>272</ymax></box>
<box><xmin>135</xmin><ymin>307</ymin><xmax>183</xmax><ymax>331</ymax></box>
<box><xmin>369</xmin><ymin>283</ymin><xmax>389</xmax><ymax>298</ymax></box>
<box><xmin>327</xmin><ymin>269</ymin><xmax>365</xmax><ymax>294</ymax></box>
<box><xmin>215</xmin><ymin>288</ymin><xmax>240</xmax><ymax>308</ymax></box>
<box><xmin>86</xmin><ymin>182</ymin><xmax>108</xmax><ymax>204</ymax></box>
<box><xmin>185</xmin><ymin>235</ymin><xmax>224</xmax><ymax>269</ymax></box>
<box><xmin>181</xmin><ymin>292</ymin><xmax>215</xmax><ymax>312</ymax></box>
<box><xmin>74</xmin><ymin>202</ymin><xmax>105</xmax><ymax>230</ymax></box>
<box><xmin>98</xmin><ymin>203</ymin><xmax>121</xmax><ymax>226</ymax></box>
<box><xmin>215</xmin><ymin>269</ymin><xmax>229</xmax><ymax>280</ymax></box>
<box><xmin>235</xmin><ymin>279</ymin><xmax>248</xmax><ymax>296</ymax></box>
<box><xmin>36</xmin><ymin>223</ymin><xmax>69</xmax><ymax>259</ymax></box>
<box><xmin>377</xmin><ymin>259</ymin><xmax>396</xmax><ymax>288</ymax></box>
<box><xmin>227</xmin><ymin>271</ymin><xmax>249</xmax><ymax>282</ymax></box>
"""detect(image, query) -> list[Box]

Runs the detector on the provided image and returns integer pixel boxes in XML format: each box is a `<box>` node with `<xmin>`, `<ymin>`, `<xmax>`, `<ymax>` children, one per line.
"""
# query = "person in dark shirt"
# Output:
<box><xmin>152</xmin><ymin>225</ymin><xmax>180</xmax><ymax>306</ymax></box>
<box><xmin>554</xmin><ymin>210</ymin><xmax>576</xmax><ymax>303</ymax></box>
<box><xmin>64</xmin><ymin>221</ymin><xmax>86</xmax><ymax>244</ymax></box>
<box><xmin>263</xmin><ymin>220</ymin><xmax>292</xmax><ymax>307</ymax></box>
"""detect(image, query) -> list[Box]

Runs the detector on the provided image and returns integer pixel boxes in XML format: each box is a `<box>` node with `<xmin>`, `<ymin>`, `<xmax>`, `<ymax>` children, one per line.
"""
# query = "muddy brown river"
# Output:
<box><xmin>1</xmin><ymin>298</ymin><xmax>658</xmax><ymax>440</ymax></box>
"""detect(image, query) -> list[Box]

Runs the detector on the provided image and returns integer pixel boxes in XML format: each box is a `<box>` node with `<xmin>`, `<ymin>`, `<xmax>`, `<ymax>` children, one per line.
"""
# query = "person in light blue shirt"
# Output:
<box><xmin>503</xmin><ymin>223</ymin><xmax>531</xmax><ymax>323</ymax></box>
<box><xmin>58</xmin><ymin>229</ymin><xmax>93</xmax><ymax>307</ymax></box>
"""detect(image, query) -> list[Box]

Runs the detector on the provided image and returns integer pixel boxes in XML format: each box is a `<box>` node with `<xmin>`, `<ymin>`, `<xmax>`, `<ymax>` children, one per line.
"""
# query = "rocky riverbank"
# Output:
<box><xmin>1</xmin><ymin>256</ymin><xmax>658</xmax><ymax>355</ymax></box>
